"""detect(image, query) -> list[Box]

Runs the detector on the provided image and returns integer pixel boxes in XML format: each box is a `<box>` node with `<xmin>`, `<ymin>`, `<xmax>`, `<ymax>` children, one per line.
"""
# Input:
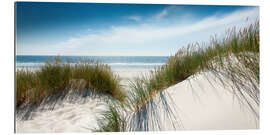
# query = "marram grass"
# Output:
<box><xmin>16</xmin><ymin>58</ymin><xmax>126</xmax><ymax>108</ymax></box>
<box><xmin>97</xmin><ymin>21</ymin><xmax>259</xmax><ymax>131</ymax></box>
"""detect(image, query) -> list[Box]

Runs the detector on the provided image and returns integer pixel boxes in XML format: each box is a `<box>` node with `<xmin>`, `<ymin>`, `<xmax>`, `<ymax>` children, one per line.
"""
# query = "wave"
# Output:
<box><xmin>16</xmin><ymin>62</ymin><xmax>165</xmax><ymax>68</ymax></box>
<box><xmin>108</xmin><ymin>63</ymin><xmax>164</xmax><ymax>66</ymax></box>
<box><xmin>16</xmin><ymin>63</ymin><xmax>45</xmax><ymax>67</ymax></box>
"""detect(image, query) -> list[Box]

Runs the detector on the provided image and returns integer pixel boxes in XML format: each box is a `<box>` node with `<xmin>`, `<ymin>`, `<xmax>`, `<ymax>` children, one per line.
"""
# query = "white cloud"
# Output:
<box><xmin>18</xmin><ymin>7</ymin><xmax>259</xmax><ymax>56</ymax></box>
<box><xmin>127</xmin><ymin>15</ymin><xmax>141</xmax><ymax>22</ymax></box>
<box><xmin>154</xmin><ymin>8</ymin><xmax>168</xmax><ymax>20</ymax></box>
<box><xmin>64</xmin><ymin>7</ymin><xmax>258</xmax><ymax>44</ymax></box>
<box><xmin>153</xmin><ymin>6</ymin><xmax>179</xmax><ymax>20</ymax></box>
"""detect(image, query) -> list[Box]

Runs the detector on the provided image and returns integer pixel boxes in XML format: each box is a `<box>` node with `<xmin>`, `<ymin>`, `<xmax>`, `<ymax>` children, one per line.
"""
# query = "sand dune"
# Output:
<box><xmin>16</xmin><ymin>96</ymin><xmax>108</xmax><ymax>133</ymax></box>
<box><xmin>162</xmin><ymin>71</ymin><xmax>258</xmax><ymax>130</ymax></box>
<box><xmin>15</xmin><ymin>69</ymin><xmax>149</xmax><ymax>133</ymax></box>
<box><xmin>16</xmin><ymin>69</ymin><xmax>258</xmax><ymax>133</ymax></box>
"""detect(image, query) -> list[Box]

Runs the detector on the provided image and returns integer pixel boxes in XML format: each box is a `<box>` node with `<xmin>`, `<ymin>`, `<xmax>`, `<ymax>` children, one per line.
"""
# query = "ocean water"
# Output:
<box><xmin>16</xmin><ymin>55</ymin><xmax>168</xmax><ymax>69</ymax></box>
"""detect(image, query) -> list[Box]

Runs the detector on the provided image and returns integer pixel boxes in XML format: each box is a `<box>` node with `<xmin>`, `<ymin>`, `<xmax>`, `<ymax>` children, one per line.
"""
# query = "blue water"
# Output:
<box><xmin>16</xmin><ymin>55</ymin><xmax>168</xmax><ymax>69</ymax></box>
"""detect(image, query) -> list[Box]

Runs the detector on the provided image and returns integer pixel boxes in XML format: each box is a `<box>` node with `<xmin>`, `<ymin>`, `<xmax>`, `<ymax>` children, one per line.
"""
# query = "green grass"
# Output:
<box><xmin>71</xmin><ymin>62</ymin><xmax>125</xmax><ymax>100</ymax></box>
<box><xmin>97</xmin><ymin>21</ymin><xmax>259</xmax><ymax>131</ymax></box>
<box><xmin>129</xmin><ymin>21</ymin><xmax>259</xmax><ymax>115</ymax></box>
<box><xmin>16</xmin><ymin>58</ymin><xmax>126</xmax><ymax>108</ymax></box>
<box><xmin>96</xmin><ymin>101</ymin><xmax>126</xmax><ymax>132</ymax></box>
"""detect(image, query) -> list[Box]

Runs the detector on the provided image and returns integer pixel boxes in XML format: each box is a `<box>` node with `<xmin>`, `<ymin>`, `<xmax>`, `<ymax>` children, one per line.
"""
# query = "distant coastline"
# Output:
<box><xmin>16</xmin><ymin>55</ymin><xmax>168</xmax><ymax>69</ymax></box>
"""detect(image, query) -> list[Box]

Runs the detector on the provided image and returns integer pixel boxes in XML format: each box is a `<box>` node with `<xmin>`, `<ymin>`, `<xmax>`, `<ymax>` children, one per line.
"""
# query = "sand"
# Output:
<box><xmin>16</xmin><ymin>95</ymin><xmax>108</xmax><ymax>133</ymax></box>
<box><xmin>158</xmin><ymin>71</ymin><xmax>258</xmax><ymax>130</ymax></box>
<box><xmin>15</xmin><ymin>69</ymin><xmax>149</xmax><ymax>133</ymax></box>
<box><xmin>114</xmin><ymin>68</ymin><xmax>150</xmax><ymax>86</ymax></box>
<box><xmin>16</xmin><ymin>68</ymin><xmax>258</xmax><ymax>133</ymax></box>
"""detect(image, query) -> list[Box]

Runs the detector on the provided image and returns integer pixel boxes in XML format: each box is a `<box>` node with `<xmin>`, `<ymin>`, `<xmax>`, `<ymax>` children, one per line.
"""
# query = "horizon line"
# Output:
<box><xmin>16</xmin><ymin>54</ymin><xmax>171</xmax><ymax>57</ymax></box>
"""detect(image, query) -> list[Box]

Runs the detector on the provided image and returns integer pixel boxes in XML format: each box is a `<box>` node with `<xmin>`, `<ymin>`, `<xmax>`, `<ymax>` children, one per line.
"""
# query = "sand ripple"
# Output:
<box><xmin>16</xmin><ymin>97</ymin><xmax>108</xmax><ymax>133</ymax></box>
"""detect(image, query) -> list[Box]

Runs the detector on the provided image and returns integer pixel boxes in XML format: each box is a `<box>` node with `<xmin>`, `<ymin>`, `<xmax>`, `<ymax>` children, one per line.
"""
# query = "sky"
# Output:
<box><xmin>16</xmin><ymin>2</ymin><xmax>259</xmax><ymax>56</ymax></box>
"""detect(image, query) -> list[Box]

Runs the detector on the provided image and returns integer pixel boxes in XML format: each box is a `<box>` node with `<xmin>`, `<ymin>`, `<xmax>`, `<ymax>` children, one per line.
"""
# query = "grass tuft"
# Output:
<box><xmin>96</xmin><ymin>101</ymin><xmax>126</xmax><ymax>132</ymax></box>
<box><xmin>16</xmin><ymin>58</ymin><xmax>126</xmax><ymax>108</ymax></box>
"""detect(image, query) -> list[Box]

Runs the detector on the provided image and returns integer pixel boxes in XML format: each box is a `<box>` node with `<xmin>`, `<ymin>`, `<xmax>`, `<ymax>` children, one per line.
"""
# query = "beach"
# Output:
<box><xmin>13</xmin><ymin>3</ymin><xmax>261</xmax><ymax>133</ymax></box>
<box><xmin>16</xmin><ymin>68</ymin><xmax>258</xmax><ymax>133</ymax></box>
<box><xmin>16</xmin><ymin>68</ymin><xmax>149</xmax><ymax>133</ymax></box>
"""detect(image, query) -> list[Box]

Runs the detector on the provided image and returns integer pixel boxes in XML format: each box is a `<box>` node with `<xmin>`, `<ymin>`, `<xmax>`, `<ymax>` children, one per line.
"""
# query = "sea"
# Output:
<box><xmin>16</xmin><ymin>55</ymin><xmax>168</xmax><ymax>70</ymax></box>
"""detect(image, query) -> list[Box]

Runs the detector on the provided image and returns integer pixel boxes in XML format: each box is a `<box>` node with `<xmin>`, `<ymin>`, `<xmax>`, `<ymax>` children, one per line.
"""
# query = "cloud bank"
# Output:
<box><xmin>17</xmin><ymin>7</ymin><xmax>259</xmax><ymax>56</ymax></box>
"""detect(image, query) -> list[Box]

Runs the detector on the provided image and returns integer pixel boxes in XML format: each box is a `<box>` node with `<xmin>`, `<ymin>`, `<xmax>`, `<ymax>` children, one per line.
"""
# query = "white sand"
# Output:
<box><xmin>15</xmin><ymin>68</ymin><xmax>149</xmax><ymax>133</ymax></box>
<box><xmin>16</xmin><ymin>96</ymin><xmax>108</xmax><ymax>133</ymax></box>
<box><xmin>16</xmin><ymin>69</ymin><xmax>258</xmax><ymax>133</ymax></box>
<box><xmin>159</xmin><ymin>71</ymin><xmax>258</xmax><ymax>130</ymax></box>
<box><xmin>113</xmin><ymin>68</ymin><xmax>150</xmax><ymax>86</ymax></box>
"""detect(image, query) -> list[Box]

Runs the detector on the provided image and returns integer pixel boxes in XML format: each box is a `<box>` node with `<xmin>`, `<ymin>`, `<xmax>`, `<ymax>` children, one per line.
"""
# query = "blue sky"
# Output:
<box><xmin>16</xmin><ymin>2</ymin><xmax>259</xmax><ymax>56</ymax></box>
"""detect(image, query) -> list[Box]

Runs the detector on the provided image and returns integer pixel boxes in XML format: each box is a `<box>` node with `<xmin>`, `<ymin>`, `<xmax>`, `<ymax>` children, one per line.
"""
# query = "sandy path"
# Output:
<box><xmin>113</xmin><ymin>69</ymin><xmax>150</xmax><ymax>85</ymax></box>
